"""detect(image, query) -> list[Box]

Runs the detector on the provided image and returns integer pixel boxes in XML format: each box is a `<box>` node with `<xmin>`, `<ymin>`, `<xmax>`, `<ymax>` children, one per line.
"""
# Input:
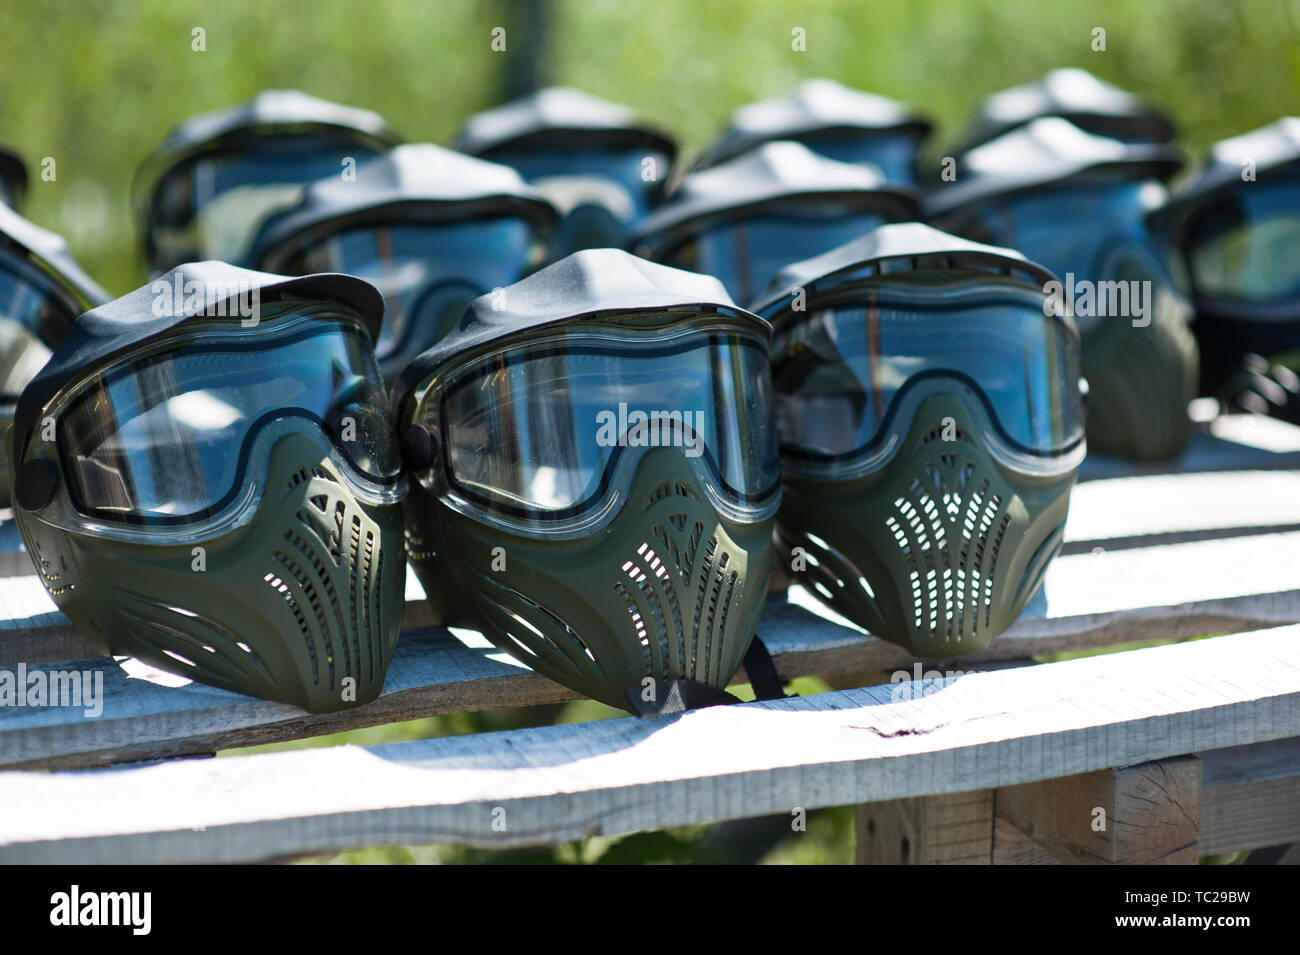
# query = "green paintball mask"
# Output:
<box><xmin>948</xmin><ymin>67</ymin><xmax>1177</xmax><ymax>162</ymax></box>
<box><xmin>692</xmin><ymin>78</ymin><xmax>933</xmax><ymax>185</ymax></box>
<box><xmin>753</xmin><ymin>223</ymin><xmax>1084</xmax><ymax>658</ymax></box>
<box><xmin>250</xmin><ymin>143</ymin><xmax>557</xmax><ymax>384</ymax></box>
<box><xmin>453</xmin><ymin>87</ymin><xmax>677</xmax><ymax>257</ymax></box>
<box><xmin>11</xmin><ymin>263</ymin><xmax>406</xmax><ymax>713</ymax></box>
<box><xmin>634</xmin><ymin>140</ymin><xmax>920</xmax><ymax>305</ymax></box>
<box><xmin>392</xmin><ymin>249</ymin><xmax>781</xmax><ymax>713</ymax></box>
<box><xmin>930</xmin><ymin>118</ymin><xmax>1197</xmax><ymax>461</ymax></box>
<box><xmin>0</xmin><ymin>202</ymin><xmax>110</xmax><ymax>507</ymax></box>
<box><xmin>1168</xmin><ymin>117</ymin><xmax>1300</xmax><ymax>400</ymax></box>
<box><xmin>134</xmin><ymin>90</ymin><xmax>400</xmax><ymax>274</ymax></box>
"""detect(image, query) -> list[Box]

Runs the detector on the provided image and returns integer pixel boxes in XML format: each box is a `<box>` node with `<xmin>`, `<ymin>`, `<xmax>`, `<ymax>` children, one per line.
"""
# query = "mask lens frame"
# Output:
<box><xmin>770</xmin><ymin>277</ymin><xmax>1084</xmax><ymax>473</ymax></box>
<box><xmin>413</xmin><ymin>318</ymin><xmax>780</xmax><ymax>533</ymax></box>
<box><xmin>37</xmin><ymin>307</ymin><xmax>399</xmax><ymax>530</ymax></box>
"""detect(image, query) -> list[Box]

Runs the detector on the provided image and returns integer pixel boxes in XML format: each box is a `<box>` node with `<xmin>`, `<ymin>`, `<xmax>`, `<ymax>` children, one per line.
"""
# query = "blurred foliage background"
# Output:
<box><xmin>2</xmin><ymin>0</ymin><xmax>1294</xmax><ymax>863</ymax></box>
<box><xmin>2</xmin><ymin>0</ymin><xmax>1297</xmax><ymax>296</ymax></box>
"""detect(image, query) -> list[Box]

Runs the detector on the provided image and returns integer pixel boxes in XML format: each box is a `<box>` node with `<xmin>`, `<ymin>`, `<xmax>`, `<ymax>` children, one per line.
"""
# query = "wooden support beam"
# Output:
<box><xmin>856</xmin><ymin>790</ymin><xmax>993</xmax><ymax>864</ymax></box>
<box><xmin>994</xmin><ymin>756</ymin><xmax>1201</xmax><ymax>864</ymax></box>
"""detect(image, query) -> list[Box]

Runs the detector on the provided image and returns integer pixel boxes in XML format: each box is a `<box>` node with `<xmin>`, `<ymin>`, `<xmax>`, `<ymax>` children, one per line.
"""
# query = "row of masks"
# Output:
<box><xmin>117</xmin><ymin>79</ymin><xmax>1299</xmax><ymax>465</ymax></box>
<box><xmin>13</xmin><ymin>235</ymin><xmax>1080</xmax><ymax>717</ymax></box>
<box><xmin>3</xmin><ymin>84</ymin><xmax>1295</xmax><ymax>713</ymax></box>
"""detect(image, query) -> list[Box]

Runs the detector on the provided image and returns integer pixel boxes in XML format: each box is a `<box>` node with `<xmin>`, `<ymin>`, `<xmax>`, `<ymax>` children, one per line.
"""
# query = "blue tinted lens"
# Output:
<box><xmin>1186</xmin><ymin>177</ymin><xmax>1300</xmax><ymax>303</ymax></box>
<box><xmin>489</xmin><ymin>147</ymin><xmax>667</xmax><ymax>223</ymax></box>
<box><xmin>798</xmin><ymin>131</ymin><xmax>922</xmax><ymax>184</ymax></box>
<box><xmin>947</xmin><ymin>181</ymin><xmax>1164</xmax><ymax>285</ymax></box>
<box><xmin>151</xmin><ymin>134</ymin><xmax>387</xmax><ymax>267</ymax></box>
<box><xmin>287</xmin><ymin>219</ymin><xmax>535</xmax><ymax>359</ymax></box>
<box><xmin>0</xmin><ymin>257</ymin><xmax>75</xmax><ymax>400</ymax></box>
<box><xmin>662</xmin><ymin>212</ymin><xmax>885</xmax><ymax>306</ymax></box>
<box><xmin>0</xmin><ymin>255</ymin><xmax>75</xmax><ymax>345</ymax></box>
<box><xmin>435</xmin><ymin>330</ymin><xmax>778</xmax><ymax>522</ymax></box>
<box><xmin>771</xmin><ymin>283</ymin><xmax>1082</xmax><ymax>460</ymax></box>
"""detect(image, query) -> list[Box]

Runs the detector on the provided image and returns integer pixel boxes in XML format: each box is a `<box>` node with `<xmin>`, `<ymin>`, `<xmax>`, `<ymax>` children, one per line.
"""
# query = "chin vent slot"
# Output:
<box><xmin>645</xmin><ymin>479</ymin><xmax>698</xmax><ymax>509</ymax></box>
<box><xmin>920</xmin><ymin>422</ymin><xmax>973</xmax><ymax>446</ymax></box>
<box><xmin>285</xmin><ymin>464</ymin><xmax>333</xmax><ymax>493</ymax></box>
<box><xmin>883</xmin><ymin>458</ymin><xmax>1011</xmax><ymax>648</ymax></box>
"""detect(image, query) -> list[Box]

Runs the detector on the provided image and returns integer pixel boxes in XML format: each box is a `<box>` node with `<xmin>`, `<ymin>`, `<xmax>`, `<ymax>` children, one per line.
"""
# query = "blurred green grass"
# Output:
<box><xmin>2</xmin><ymin>0</ymin><xmax>1297</xmax><ymax>296</ymax></box>
<box><xmin>5</xmin><ymin>0</ymin><xmax>1294</xmax><ymax>863</ymax></box>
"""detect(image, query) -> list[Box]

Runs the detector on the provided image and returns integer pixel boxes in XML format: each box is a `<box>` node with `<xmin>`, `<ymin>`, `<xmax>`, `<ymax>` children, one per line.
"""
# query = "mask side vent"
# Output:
<box><xmin>984</xmin><ymin>512</ymin><xmax>1013</xmax><ymax>629</ymax></box>
<box><xmin>269</xmin><ymin>545</ymin><xmax>351</xmax><ymax>696</ymax></box>
<box><xmin>348</xmin><ymin>514</ymin><xmax>381</xmax><ymax>681</ymax></box>
<box><xmin>702</xmin><ymin>556</ymin><xmax>737</xmax><ymax>687</ymax></box>
<box><xmin>108</xmin><ymin>587</ymin><xmax>276</xmax><ymax>689</ymax></box>
<box><xmin>283</xmin><ymin>524</ymin><xmax>354</xmax><ymax>679</ymax></box>
<box><xmin>689</xmin><ymin>536</ymin><xmax>719</xmax><ymax>675</ymax></box>
<box><xmin>612</xmin><ymin>578</ymin><xmax>655</xmax><ymax>678</ymax></box>
<box><xmin>627</xmin><ymin>540</ymin><xmax>686</xmax><ymax>680</ymax></box>
<box><xmin>481</xmin><ymin>584</ymin><xmax>607</xmax><ymax>687</ymax></box>
<box><xmin>27</xmin><ymin>538</ymin><xmax>74</xmax><ymax>597</ymax></box>
<box><xmin>264</xmin><ymin>556</ymin><xmax>324</xmax><ymax>688</ymax></box>
<box><xmin>405</xmin><ymin>525</ymin><xmax>436</xmax><ymax>562</ymax></box>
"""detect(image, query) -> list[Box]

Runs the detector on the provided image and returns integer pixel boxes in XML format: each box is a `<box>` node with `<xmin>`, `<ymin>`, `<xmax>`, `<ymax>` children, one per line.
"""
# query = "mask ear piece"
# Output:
<box><xmin>15</xmin><ymin>457</ymin><xmax>58</xmax><ymax>512</ymax></box>
<box><xmin>400</xmin><ymin>422</ymin><xmax>436</xmax><ymax>472</ymax></box>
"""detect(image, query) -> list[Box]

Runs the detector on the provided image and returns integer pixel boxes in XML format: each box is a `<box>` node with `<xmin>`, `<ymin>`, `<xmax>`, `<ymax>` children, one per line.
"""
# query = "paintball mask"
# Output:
<box><xmin>134</xmin><ymin>90</ymin><xmax>400</xmax><ymax>273</ymax></box>
<box><xmin>949</xmin><ymin>67</ymin><xmax>1176</xmax><ymax>163</ymax></box>
<box><xmin>1169</xmin><ymin>117</ymin><xmax>1300</xmax><ymax>400</ymax></box>
<box><xmin>753</xmin><ymin>222</ymin><xmax>1084</xmax><ymax>658</ymax></box>
<box><xmin>454</xmin><ymin>87</ymin><xmax>676</xmax><ymax>256</ymax></box>
<box><xmin>692</xmin><ymin>78</ymin><xmax>932</xmax><ymax>185</ymax></box>
<box><xmin>0</xmin><ymin>146</ymin><xmax>27</xmax><ymax>208</ymax></box>
<box><xmin>0</xmin><ymin>203</ymin><xmax>110</xmax><ymax>506</ymax></box>
<box><xmin>634</xmin><ymin>140</ymin><xmax>920</xmax><ymax>305</ymax></box>
<box><xmin>930</xmin><ymin>118</ymin><xmax>1197</xmax><ymax>461</ymax></box>
<box><xmin>392</xmin><ymin>249</ymin><xmax>781</xmax><ymax>713</ymax></box>
<box><xmin>251</xmin><ymin>143</ymin><xmax>558</xmax><ymax>383</ymax></box>
<box><xmin>11</xmin><ymin>263</ymin><xmax>406</xmax><ymax>713</ymax></box>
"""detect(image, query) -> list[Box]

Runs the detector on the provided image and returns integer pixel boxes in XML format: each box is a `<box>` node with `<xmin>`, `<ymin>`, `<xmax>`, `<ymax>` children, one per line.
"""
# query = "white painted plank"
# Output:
<box><xmin>2</xmin><ymin>625</ymin><xmax>1297</xmax><ymax>863</ymax></box>
<box><xmin>1064</xmin><ymin>470</ymin><xmax>1300</xmax><ymax>546</ymax></box>
<box><xmin>3</xmin><ymin>529</ymin><xmax>1299</xmax><ymax>770</ymax></box>
<box><xmin>1079</xmin><ymin>415</ymin><xmax>1300</xmax><ymax>481</ymax></box>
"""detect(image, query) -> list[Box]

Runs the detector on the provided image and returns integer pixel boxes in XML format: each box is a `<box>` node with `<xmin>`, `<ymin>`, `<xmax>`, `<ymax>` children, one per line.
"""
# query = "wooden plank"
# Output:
<box><xmin>1062</xmin><ymin>470</ymin><xmax>1300</xmax><ymax>552</ymax></box>
<box><xmin>991</xmin><ymin>816</ymin><xmax>1060</xmax><ymax>864</ymax></box>
<box><xmin>855</xmin><ymin>790</ymin><xmax>993</xmax><ymax>864</ymax></box>
<box><xmin>1200</xmin><ymin>738</ymin><xmax>1300</xmax><ymax>855</ymax></box>
<box><xmin>994</xmin><ymin>756</ymin><xmax>1201</xmax><ymax>864</ymax></box>
<box><xmin>1</xmin><ymin>625</ymin><xmax>1298</xmax><ymax>863</ymax></box>
<box><xmin>4</xmin><ymin>529</ymin><xmax>1300</xmax><ymax>770</ymax></box>
<box><xmin>1079</xmin><ymin>415</ymin><xmax>1300</xmax><ymax>482</ymax></box>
